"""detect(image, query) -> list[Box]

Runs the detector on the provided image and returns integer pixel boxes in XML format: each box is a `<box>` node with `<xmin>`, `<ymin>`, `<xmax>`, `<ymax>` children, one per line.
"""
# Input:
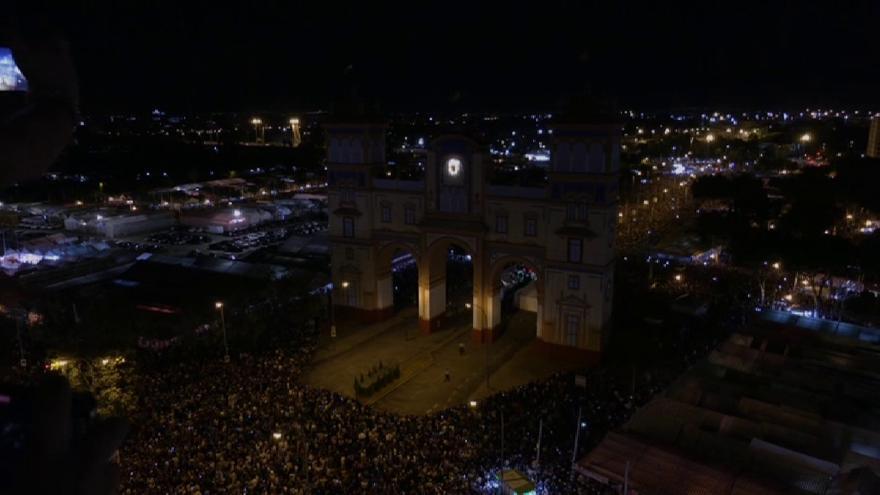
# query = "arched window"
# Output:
<box><xmin>404</xmin><ymin>203</ymin><xmax>416</xmax><ymax>225</ymax></box>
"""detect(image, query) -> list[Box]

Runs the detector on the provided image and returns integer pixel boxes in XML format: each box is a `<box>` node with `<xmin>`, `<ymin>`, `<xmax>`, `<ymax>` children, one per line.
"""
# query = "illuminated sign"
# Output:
<box><xmin>0</xmin><ymin>48</ymin><xmax>28</xmax><ymax>91</ymax></box>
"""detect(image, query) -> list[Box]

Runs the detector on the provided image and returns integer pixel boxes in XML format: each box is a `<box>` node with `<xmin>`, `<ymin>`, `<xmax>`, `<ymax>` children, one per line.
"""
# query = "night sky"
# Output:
<box><xmin>12</xmin><ymin>1</ymin><xmax>880</xmax><ymax>113</ymax></box>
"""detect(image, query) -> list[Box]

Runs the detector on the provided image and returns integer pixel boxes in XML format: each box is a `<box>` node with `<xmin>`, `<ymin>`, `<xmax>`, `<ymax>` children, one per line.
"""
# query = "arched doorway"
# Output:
<box><xmin>420</xmin><ymin>237</ymin><xmax>475</xmax><ymax>333</ymax></box>
<box><xmin>485</xmin><ymin>256</ymin><xmax>543</xmax><ymax>342</ymax></box>
<box><xmin>374</xmin><ymin>241</ymin><xmax>420</xmax><ymax>321</ymax></box>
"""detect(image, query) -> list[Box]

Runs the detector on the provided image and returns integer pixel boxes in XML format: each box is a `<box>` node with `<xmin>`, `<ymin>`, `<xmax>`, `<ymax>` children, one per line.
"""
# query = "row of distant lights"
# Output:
<box><xmin>623</xmin><ymin>109</ymin><xmax>878</xmax><ymax>121</ymax></box>
<box><xmin>249</xmin><ymin>117</ymin><xmax>301</xmax><ymax>131</ymax></box>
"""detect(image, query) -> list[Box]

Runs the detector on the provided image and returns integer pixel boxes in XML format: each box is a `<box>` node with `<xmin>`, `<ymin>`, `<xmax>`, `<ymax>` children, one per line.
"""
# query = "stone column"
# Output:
<box><xmin>418</xmin><ymin>264</ymin><xmax>446</xmax><ymax>334</ymax></box>
<box><xmin>372</xmin><ymin>272</ymin><xmax>395</xmax><ymax>322</ymax></box>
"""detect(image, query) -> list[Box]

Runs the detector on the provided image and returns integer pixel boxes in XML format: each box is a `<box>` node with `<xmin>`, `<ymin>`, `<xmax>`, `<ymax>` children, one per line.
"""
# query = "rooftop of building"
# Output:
<box><xmin>578</xmin><ymin>311</ymin><xmax>880</xmax><ymax>494</ymax></box>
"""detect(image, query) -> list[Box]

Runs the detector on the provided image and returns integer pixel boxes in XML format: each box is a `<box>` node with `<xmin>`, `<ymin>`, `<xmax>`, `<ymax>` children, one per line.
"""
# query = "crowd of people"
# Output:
<box><xmin>111</xmin><ymin>303</ymin><xmax>733</xmax><ymax>494</ymax></box>
<box><xmin>5</xmin><ymin>257</ymin><xmax>744</xmax><ymax>494</ymax></box>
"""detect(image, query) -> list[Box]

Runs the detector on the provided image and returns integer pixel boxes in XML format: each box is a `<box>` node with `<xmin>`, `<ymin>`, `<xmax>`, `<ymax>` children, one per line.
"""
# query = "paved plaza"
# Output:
<box><xmin>302</xmin><ymin>309</ymin><xmax>588</xmax><ymax>415</ymax></box>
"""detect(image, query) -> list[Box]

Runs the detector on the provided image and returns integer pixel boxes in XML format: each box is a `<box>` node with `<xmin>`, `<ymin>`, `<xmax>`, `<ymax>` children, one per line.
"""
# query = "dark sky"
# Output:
<box><xmin>16</xmin><ymin>1</ymin><xmax>880</xmax><ymax>113</ymax></box>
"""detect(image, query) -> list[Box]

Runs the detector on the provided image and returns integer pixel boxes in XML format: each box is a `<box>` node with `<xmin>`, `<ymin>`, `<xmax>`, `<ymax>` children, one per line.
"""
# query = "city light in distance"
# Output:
<box><xmin>215</xmin><ymin>301</ymin><xmax>223</xmax><ymax>309</ymax></box>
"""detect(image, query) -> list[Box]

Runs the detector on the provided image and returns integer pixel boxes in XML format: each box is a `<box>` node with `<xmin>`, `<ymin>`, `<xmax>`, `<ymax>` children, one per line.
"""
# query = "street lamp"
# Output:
<box><xmin>251</xmin><ymin>117</ymin><xmax>263</xmax><ymax>143</ymax></box>
<box><xmin>800</xmin><ymin>133</ymin><xmax>811</xmax><ymax>143</ymax></box>
<box><xmin>215</xmin><ymin>301</ymin><xmax>230</xmax><ymax>362</ymax></box>
<box><xmin>14</xmin><ymin>309</ymin><xmax>26</xmax><ymax>368</ymax></box>
<box><xmin>468</xmin><ymin>302</ymin><xmax>492</xmax><ymax>391</ymax></box>
<box><xmin>772</xmin><ymin>262</ymin><xmax>781</xmax><ymax>270</ymax></box>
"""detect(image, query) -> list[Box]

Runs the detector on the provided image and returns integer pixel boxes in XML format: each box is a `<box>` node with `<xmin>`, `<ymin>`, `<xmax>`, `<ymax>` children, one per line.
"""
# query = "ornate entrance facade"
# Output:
<box><xmin>326</xmin><ymin>113</ymin><xmax>619</xmax><ymax>357</ymax></box>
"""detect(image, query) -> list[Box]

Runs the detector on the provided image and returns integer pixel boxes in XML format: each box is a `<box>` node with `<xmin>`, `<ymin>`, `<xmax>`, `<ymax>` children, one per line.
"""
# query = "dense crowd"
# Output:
<box><xmin>113</xmin><ymin>309</ymin><xmax>732</xmax><ymax>494</ymax></box>
<box><xmin>5</xmin><ymin>255</ymin><xmax>743</xmax><ymax>494</ymax></box>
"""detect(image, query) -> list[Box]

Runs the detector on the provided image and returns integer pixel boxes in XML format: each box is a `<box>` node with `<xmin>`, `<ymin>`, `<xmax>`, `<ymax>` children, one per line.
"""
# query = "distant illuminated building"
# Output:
<box><xmin>326</xmin><ymin>97</ymin><xmax>620</xmax><ymax>359</ymax></box>
<box><xmin>289</xmin><ymin>118</ymin><xmax>302</xmax><ymax>148</ymax></box>
<box><xmin>868</xmin><ymin>117</ymin><xmax>880</xmax><ymax>158</ymax></box>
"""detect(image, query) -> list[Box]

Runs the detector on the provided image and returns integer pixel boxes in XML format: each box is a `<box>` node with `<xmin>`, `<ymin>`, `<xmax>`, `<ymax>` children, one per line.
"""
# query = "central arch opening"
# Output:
<box><xmin>421</xmin><ymin>237</ymin><xmax>474</xmax><ymax>333</ymax></box>
<box><xmin>444</xmin><ymin>244</ymin><xmax>473</xmax><ymax>325</ymax></box>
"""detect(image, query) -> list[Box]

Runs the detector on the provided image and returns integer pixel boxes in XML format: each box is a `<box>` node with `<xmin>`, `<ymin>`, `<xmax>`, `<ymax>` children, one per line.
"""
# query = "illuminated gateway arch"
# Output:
<box><xmin>326</xmin><ymin>108</ymin><xmax>619</xmax><ymax>359</ymax></box>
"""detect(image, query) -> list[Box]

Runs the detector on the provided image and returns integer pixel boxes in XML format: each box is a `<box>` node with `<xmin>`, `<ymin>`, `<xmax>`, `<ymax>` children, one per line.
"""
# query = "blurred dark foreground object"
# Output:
<box><xmin>1</xmin><ymin>374</ymin><xmax>128</xmax><ymax>495</ymax></box>
<box><xmin>0</xmin><ymin>15</ymin><xmax>79</xmax><ymax>188</ymax></box>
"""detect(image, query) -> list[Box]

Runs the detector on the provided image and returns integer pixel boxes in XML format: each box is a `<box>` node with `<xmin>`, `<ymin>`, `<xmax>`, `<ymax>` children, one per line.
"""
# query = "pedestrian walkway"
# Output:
<box><xmin>302</xmin><ymin>308</ymin><xmax>581</xmax><ymax>415</ymax></box>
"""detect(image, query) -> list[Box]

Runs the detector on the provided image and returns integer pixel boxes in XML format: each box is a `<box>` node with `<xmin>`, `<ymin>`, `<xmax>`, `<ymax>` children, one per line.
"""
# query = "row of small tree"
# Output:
<box><xmin>353</xmin><ymin>361</ymin><xmax>400</xmax><ymax>397</ymax></box>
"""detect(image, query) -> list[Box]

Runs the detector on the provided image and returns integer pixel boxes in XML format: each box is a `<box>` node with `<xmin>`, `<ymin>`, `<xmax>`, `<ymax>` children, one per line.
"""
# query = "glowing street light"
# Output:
<box><xmin>784</xmin><ymin>294</ymin><xmax>793</xmax><ymax>302</ymax></box>
<box><xmin>674</xmin><ymin>274</ymin><xmax>683</xmax><ymax>282</ymax></box>
<box><xmin>705</xmin><ymin>134</ymin><xmax>715</xmax><ymax>143</ymax></box>
<box><xmin>289</xmin><ymin>118</ymin><xmax>302</xmax><ymax>148</ymax></box>
<box><xmin>800</xmin><ymin>133</ymin><xmax>811</xmax><ymax>143</ymax></box>
<box><xmin>215</xmin><ymin>301</ymin><xmax>230</xmax><ymax>362</ymax></box>
<box><xmin>272</xmin><ymin>432</ymin><xmax>282</xmax><ymax>440</ymax></box>
<box><xmin>49</xmin><ymin>359</ymin><xmax>69</xmax><ymax>370</ymax></box>
<box><xmin>341</xmin><ymin>281</ymin><xmax>350</xmax><ymax>289</ymax></box>
<box><xmin>772</xmin><ymin>262</ymin><xmax>781</xmax><ymax>270</ymax></box>
<box><xmin>251</xmin><ymin>117</ymin><xmax>264</xmax><ymax>143</ymax></box>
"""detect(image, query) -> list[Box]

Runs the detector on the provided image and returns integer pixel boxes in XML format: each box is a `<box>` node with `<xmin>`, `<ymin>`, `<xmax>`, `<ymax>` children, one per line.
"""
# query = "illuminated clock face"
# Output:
<box><xmin>446</xmin><ymin>157</ymin><xmax>462</xmax><ymax>177</ymax></box>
